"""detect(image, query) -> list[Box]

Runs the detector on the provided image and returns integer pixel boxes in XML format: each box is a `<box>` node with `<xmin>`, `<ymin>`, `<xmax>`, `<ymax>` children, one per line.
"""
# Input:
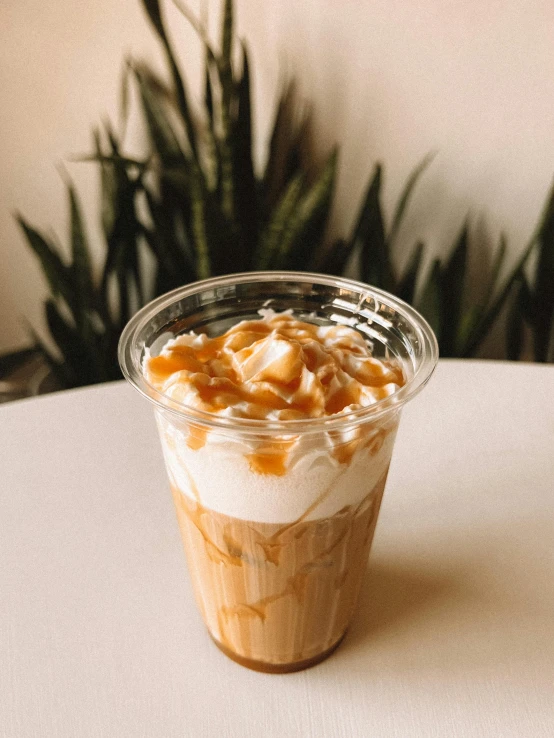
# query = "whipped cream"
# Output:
<box><xmin>145</xmin><ymin>310</ymin><xmax>403</xmax><ymax>421</ymax></box>
<box><xmin>158</xmin><ymin>415</ymin><xmax>398</xmax><ymax>523</ymax></box>
<box><xmin>145</xmin><ymin>311</ymin><xmax>404</xmax><ymax>523</ymax></box>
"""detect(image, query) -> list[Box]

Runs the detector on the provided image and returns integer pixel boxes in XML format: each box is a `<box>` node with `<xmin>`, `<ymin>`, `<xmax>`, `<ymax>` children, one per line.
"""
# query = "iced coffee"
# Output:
<box><xmin>144</xmin><ymin>311</ymin><xmax>404</xmax><ymax>671</ymax></box>
<box><xmin>119</xmin><ymin>272</ymin><xmax>438</xmax><ymax>672</ymax></box>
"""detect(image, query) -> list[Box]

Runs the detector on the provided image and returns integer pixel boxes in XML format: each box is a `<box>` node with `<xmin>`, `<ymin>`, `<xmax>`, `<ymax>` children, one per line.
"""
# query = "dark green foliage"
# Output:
<box><xmin>13</xmin><ymin>0</ymin><xmax>553</xmax><ymax>391</ymax></box>
<box><xmin>506</xmin><ymin>181</ymin><xmax>554</xmax><ymax>362</ymax></box>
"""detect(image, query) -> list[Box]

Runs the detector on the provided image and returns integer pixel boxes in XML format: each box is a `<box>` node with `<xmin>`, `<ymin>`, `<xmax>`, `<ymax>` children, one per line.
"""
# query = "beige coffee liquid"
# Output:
<box><xmin>171</xmin><ymin>469</ymin><xmax>388</xmax><ymax>671</ymax></box>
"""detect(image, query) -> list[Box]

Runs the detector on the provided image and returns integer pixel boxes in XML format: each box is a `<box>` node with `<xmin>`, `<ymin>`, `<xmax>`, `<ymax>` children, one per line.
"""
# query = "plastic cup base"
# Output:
<box><xmin>209</xmin><ymin>632</ymin><xmax>346</xmax><ymax>673</ymax></box>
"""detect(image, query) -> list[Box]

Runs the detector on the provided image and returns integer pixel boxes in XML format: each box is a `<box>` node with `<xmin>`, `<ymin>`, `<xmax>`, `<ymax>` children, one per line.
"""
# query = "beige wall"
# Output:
<box><xmin>1</xmin><ymin>0</ymin><xmax>553</xmax><ymax>352</ymax></box>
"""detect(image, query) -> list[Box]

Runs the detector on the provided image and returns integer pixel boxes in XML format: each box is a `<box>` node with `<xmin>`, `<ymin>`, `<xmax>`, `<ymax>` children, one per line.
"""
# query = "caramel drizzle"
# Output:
<box><xmin>168</xmin><ymin>431</ymin><xmax>394</xmax><ymax>668</ymax></box>
<box><xmin>253</xmin><ymin>471</ymin><xmax>342</xmax><ymax>565</ymax></box>
<box><xmin>147</xmin><ymin>313</ymin><xmax>404</xmax><ymax>474</ymax></box>
<box><xmin>215</xmin><ymin>490</ymin><xmax>382</xmax><ymax>634</ymax></box>
<box><xmin>174</xmin><ymin>463</ymin><xmax>387</xmax><ymax>637</ymax></box>
<box><xmin>173</xmin><ymin>463</ymin><xmax>245</xmax><ymax>568</ymax></box>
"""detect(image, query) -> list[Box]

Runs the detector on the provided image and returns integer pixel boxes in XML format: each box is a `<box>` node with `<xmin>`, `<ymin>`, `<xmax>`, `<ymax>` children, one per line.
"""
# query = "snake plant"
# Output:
<box><xmin>11</xmin><ymin>0</ymin><xmax>553</xmax><ymax>392</ymax></box>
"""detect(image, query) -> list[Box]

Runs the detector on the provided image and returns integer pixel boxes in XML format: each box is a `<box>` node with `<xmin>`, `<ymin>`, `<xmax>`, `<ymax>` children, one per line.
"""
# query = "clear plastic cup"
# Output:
<box><xmin>119</xmin><ymin>272</ymin><xmax>438</xmax><ymax>672</ymax></box>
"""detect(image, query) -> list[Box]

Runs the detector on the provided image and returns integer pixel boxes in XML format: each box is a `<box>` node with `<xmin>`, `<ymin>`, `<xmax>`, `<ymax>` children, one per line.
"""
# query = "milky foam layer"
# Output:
<box><xmin>146</xmin><ymin>311</ymin><xmax>404</xmax><ymax>523</ymax></box>
<box><xmin>156</xmin><ymin>411</ymin><xmax>399</xmax><ymax>523</ymax></box>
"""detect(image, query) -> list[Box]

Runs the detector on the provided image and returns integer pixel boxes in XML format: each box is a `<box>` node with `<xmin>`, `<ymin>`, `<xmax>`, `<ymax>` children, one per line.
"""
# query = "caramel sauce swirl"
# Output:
<box><xmin>171</xmin><ymin>467</ymin><xmax>389</xmax><ymax>666</ymax></box>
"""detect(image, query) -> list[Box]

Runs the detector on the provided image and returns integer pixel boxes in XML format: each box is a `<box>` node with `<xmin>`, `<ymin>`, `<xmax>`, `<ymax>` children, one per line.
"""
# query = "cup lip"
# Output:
<box><xmin>118</xmin><ymin>271</ymin><xmax>438</xmax><ymax>434</ymax></box>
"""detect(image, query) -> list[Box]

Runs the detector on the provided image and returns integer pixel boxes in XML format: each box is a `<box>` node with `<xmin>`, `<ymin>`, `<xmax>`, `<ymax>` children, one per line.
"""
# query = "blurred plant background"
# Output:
<box><xmin>2</xmin><ymin>0</ymin><xmax>553</xmax><ymax>398</ymax></box>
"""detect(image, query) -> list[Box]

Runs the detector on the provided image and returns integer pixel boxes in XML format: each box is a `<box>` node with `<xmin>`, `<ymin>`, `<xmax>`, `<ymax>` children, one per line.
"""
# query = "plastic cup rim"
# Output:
<box><xmin>118</xmin><ymin>271</ymin><xmax>439</xmax><ymax>435</ymax></box>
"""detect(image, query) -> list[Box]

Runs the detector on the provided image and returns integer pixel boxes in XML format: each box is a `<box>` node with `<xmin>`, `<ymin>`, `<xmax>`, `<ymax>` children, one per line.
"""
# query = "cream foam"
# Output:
<box><xmin>156</xmin><ymin>411</ymin><xmax>398</xmax><ymax>524</ymax></box>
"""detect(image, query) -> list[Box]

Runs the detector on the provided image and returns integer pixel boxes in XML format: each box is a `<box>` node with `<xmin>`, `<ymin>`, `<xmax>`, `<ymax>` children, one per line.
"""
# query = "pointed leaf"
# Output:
<box><xmin>262</xmin><ymin>83</ymin><xmax>298</xmax><ymax>218</ymax></box>
<box><xmin>255</xmin><ymin>172</ymin><xmax>305</xmax><ymax>270</ymax></box>
<box><xmin>188</xmin><ymin>168</ymin><xmax>212</xmax><ymax>279</ymax></box>
<box><xmin>44</xmin><ymin>300</ymin><xmax>97</xmax><ymax>387</ymax></box>
<box><xmin>141</xmin><ymin>0</ymin><xmax>165</xmax><ymax>40</ymax></box>
<box><xmin>204</xmin><ymin>49</ymin><xmax>214</xmax><ymax>128</ymax></box>
<box><xmin>456</xmin><ymin>305</ymin><xmax>483</xmax><ymax>357</ymax></box>
<box><xmin>140</xmin><ymin>0</ymin><xmax>199</xmax><ymax>161</ymax></box>
<box><xmin>73</xmin><ymin>151</ymin><xmax>148</xmax><ymax>170</ymax></box>
<box><xmin>486</xmin><ymin>233</ymin><xmax>507</xmax><ymax>303</ymax></box>
<box><xmin>532</xmin><ymin>178</ymin><xmax>554</xmax><ymax>362</ymax></box>
<box><xmin>316</xmin><ymin>238</ymin><xmax>355</xmax><ymax>276</ymax></box>
<box><xmin>463</xmin><ymin>230</ymin><xmax>537</xmax><ymax>357</ymax></box>
<box><xmin>388</xmin><ymin>153</ymin><xmax>435</xmax><ymax>248</ymax></box>
<box><xmin>232</xmin><ymin>42</ymin><xmax>257</xmax><ymax>268</ymax></box>
<box><xmin>93</xmin><ymin>128</ymin><xmax>117</xmax><ymax>241</ymax></box>
<box><xmin>68</xmin><ymin>182</ymin><xmax>93</xmax><ymax>321</ymax></box>
<box><xmin>354</xmin><ymin>165</ymin><xmax>394</xmax><ymax>291</ymax></box>
<box><xmin>25</xmin><ymin>322</ymin><xmax>73</xmax><ymax>390</ymax></box>
<box><xmin>457</xmin><ymin>233</ymin><xmax>509</xmax><ymax>357</ymax></box>
<box><xmin>219</xmin><ymin>0</ymin><xmax>234</xmax><ymax>114</ymax></box>
<box><xmin>134</xmin><ymin>65</ymin><xmax>184</xmax><ymax>164</ymax></box>
<box><xmin>211</xmin><ymin>43</ymin><xmax>236</xmax><ymax>223</ymax></box>
<box><xmin>440</xmin><ymin>224</ymin><xmax>468</xmax><ymax>355</ymax></box>
<box><xmin>272</xmin><ymin>149</ymin><xmax>337</xmax><ymax>270</ymax></box>
<box><xmin>418</xmin><ymin>259</ymin><xmax>442</xmax><ymax>340</ymax></box>
<box><xmin>506</xmin><ymin>277</ymin><xmax>527</xmax><ymax>360</ymax></box>
<box><xmin>119</xmin><ymin>58</ymin><xmax>131</xmax><ymax>134</ymax></box>
<box><xmin>0</xmin><ymin>347</ymin><xmax>40</xmax><ymax>378</ymax></box>
<box><xmin>396</xmin><ymin>241</ymin><xmax>424</xmax><ymax>304</ymax></box>
<box><xmin>16</xmin><ymin>215</ymin><xmax>73</xmax><ymax>304</ymax></box>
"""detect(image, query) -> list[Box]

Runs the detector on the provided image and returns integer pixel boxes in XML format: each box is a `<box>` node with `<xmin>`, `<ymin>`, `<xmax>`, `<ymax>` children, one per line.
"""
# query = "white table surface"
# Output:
<box><xmin>1</xmin><ymin>360</ymin><xmax>553</xmax><ymax>738</ymax></box>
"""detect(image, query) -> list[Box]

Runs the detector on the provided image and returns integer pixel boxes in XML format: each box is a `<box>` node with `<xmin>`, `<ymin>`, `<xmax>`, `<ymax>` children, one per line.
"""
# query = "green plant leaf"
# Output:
<box><xmin>202</xmin><ymin>52</ymin><xmax>220</xmax><ymax>192</ymax></box>
<box><xmin>418</xmin><ymin>259</ymin><xmax>442</xmax><ymax>339</ymax></box>
<box><xmin>218</xmin><ymin>117</ymin><xmax>236</xmax><ymax>223</ymax></box>
<box><xmin>140</xmin><ymin>0</ymin><xmax>199</xmax><ymax>161</ymax></box>
<box><xmin>189</xmin><ymin>169</ymin><xmax>212</xmax><ymax>279</ymax></box>
<box><xmin>255</xmin><ymin>172</ymin><xmax>305</xmax><ymax>269</ymax></box>
<box><xmin>396</xmin><ymin>241</ymin><xmax>425</xmax><ymax>304</ymax></box>
<box><xmin>388</xmin><ymin>153</ymin><xmax>435</xmax><ymax>248</ymax></box>
<box><xmin>455</xmin><ymin>234</ymin><xmax>509</xmax><ymax>357</ymax></box>
<box><xmin>440</xmin><ymin>224</ymin><xmax>468</xmax><ymax>355</ymax></box>
<box><xmin>212</xmin><ymin>70</ymin><xmax>235</xmax><ymax>224</ymax></box>
<box><xmin>16</xmin><ymin>215</ymin><xmax>73</xmax><ymax>305</ymax></box>
<box><xmin>315</xmin><ymin>238</ymin><xmax>355</xmax><ymax>276</ymax></box>
<box><xmin>219</xmin><ymin>0</ymin><xmax>234</xmax><ymax>114</ymax></box>
<box><xmin>73</xmin><ymin>151</ymin><xmax>148</xmax><ymax>170</ymax></box>
<box><xmin>44</xmin><ymin>300</ymin><xmax>97</xmax><ymax>387</ymax></box>
<box><xmin>95</xmin><ymin>126</ymin><xmax>144</xmax><ymax>326</ymax></box>
<box><xmin>68</xmin><ymin>182</ymin><xmax>93</xmax><ymax>328</ymax></box>
<box><xmin>25</xmin><ymin>322</ymin><xmax>73</xmax><ymax>389</ymax></box>
<box><xmin>455</xmin><ymin>305</ymin><xmax>483</xmax><ymax>356</ymax></box>
<box><xmin>133</xmin><ymin>64</ymin><xmax>185</xmax><ymax>165</ymax></box>
<box><xmin>142</xmin><ymin>190</ymin><xmax>196</xmax><ymax>284</ymax></box>
<box><xmin>204</xmin><ymin>49</ymin><xmax>214</xmax><ymax>127</ymax></box>
<box><xmin>506</xmin><ymin>276</ymin><xmax>529</xmax><ymax>360</ymax></box>
<box><xmin>119</xmin><ymin>58</ymin><xmax>131</xmax><ymax>136</ymax></box>
<box><xmin>0</xmin><ymin>346</ymin><xmax>41</xmax><ymax>378</ymax></box>
<box><xmin>485</xmin><ymin>233</ymin><xmax>507</xmax><ymax>304</ymax></box>
<box><xmin>354</xmin><ymin>165</ymin><xmax>394</xmax><ymax>291</ymax></box>
<box><xmin>464</xmin><ymin>231</ymin><xmax>537</xmax><ymax>358</ymax></box>
<box><xmin>92</xmin><ymin>128</ymin><xmax>117</xmax><ymax>242</ymax></box>
<box><xmin>262</xmin><ymin>83</ymin><xmax>300</xmax><ymax>219</ymax></box>
<box><xmin>275</xmin><ymin>148</ymin><xmax>337</xmax><ymax>271</ymax></box>
<box><xmin>231</xmin><ymin>42</ymin><xmax>257</xmax><ymax>268</ymax></box>
<box><xmin>532</xmin><ymin>178</ymin><xmax>554</xmax><ymax>362</ymax></box>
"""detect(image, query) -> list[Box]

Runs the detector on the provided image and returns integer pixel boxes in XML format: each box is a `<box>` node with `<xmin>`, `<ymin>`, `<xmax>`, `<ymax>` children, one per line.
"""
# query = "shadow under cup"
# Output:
<box><xmin>119</xmin><ymin>272</ymin><xmax>438</xmax><ymax>672</ymax></box>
